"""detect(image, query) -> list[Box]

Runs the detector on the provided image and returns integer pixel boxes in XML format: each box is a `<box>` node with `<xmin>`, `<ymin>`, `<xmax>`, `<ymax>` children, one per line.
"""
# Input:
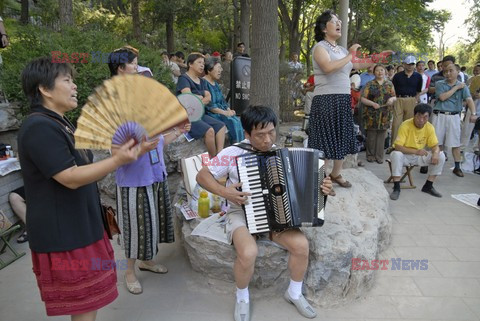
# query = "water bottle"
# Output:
<box><xmin>197</xmin><ymin>190</ymin><xmax>210</xmax><ymax>218</ymax></box>
<box><xmin>284</xmin><ymin>134</ymin><xmax>293</xmax><ymax>147</ymax></box>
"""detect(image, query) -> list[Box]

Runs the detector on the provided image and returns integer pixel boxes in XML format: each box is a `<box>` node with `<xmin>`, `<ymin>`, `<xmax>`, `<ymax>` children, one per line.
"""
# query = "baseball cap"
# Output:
<box><xmin>403</xmin><ymin>55</ymin><xmax>416</xmax><ymax>64</ymax></box>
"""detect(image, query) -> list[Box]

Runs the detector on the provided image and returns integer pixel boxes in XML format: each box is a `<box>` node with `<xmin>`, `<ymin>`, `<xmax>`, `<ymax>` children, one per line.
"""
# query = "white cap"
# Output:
<box><xmin>350</xmin><ymin>74</ymin><xmax>361</xmax><ymax>90</ymax></box>
<box><xmin>403</xmin><ymin>55</ymin><xmax>416</xmax><ymax>64</ymax></box>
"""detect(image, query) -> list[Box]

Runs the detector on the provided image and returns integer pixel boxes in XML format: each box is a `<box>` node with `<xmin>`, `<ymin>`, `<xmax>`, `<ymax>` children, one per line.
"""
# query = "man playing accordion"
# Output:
<box><xmin>196</xmin><ymin>105</ymin><xmax>332</xmax><ymax>321</ymax></box>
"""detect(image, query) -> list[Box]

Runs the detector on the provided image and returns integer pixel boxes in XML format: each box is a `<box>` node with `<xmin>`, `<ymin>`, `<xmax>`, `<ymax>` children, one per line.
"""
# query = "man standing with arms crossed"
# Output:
<box><xmin>387</xmin><ymin>55</ymin><xmax>423</xmax><ymax>154</ymax></box>
<box><xmin>432</xmin><ymin>63</ymin><xmax>476</xmax><ymax>177</ymax></box>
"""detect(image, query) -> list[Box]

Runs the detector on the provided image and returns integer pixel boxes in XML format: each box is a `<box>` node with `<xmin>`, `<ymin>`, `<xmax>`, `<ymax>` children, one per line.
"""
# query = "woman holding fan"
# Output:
<box><xmin>18</xmin><ymin>57</ymin><xmax>140</xmax><ymax>320</ymax></box>
<box><xmin>108</xmin><ymin>46</ymin><xmax>190</xmax><ymax>295</ymax></box>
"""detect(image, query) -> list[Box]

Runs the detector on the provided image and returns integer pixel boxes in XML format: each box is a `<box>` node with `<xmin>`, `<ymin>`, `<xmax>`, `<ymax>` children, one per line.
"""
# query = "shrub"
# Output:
<box><xmin>0</xmin><ymin>21</ymin><xmax>174</xmax><ymax>124</ymax></box>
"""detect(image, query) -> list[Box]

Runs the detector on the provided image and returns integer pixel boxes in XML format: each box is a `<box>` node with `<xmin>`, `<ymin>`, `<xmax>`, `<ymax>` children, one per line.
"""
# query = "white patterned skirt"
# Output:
<box><xmin>116</xmin><ymin>181</ymin><xmax>174</xmax><ymax>260</ymax></box>
<box><xmin>307</xmin><ymin>94</ymin><xmax>357</xmax><ymax>160</ymax></box>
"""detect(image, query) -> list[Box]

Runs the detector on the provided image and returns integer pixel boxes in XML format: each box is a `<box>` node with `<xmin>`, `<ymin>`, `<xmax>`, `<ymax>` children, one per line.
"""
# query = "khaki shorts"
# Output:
<box><xmin>225</xmin><ymin>203</ymin><xmax>248</xmax><ymax>244</ymax></box>
<box><xmin>225</xmin><ymin>203</ymin><xmax>293</xmax><ymax>245</ymax></box>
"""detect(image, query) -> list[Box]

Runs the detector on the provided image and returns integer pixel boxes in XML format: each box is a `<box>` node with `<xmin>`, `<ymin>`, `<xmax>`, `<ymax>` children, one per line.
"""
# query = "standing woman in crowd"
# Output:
<box><xmin>176</xmin><ymin>53</ymin><xmax>226</xmax><ymax>158</ymax></box>
<box><xmin>361</xmin><ymin>64</ymin><xmax>396</xmax><ymax>163</ymax></box>
<box><xmin>203</xmin><ymin>57</ymin><xmax>244</xmax><ymax>143</ymax></box>
<box><xmin>18</xmin><ymin>57</ymin><xmax>140</xmax><ymax>320</ymax></box>
<box><xmin>108</xmin><ymin>47</ymin><xmax>190</xmax><ymax>295</ymax></box>
<box><xmin>308</xmin><ymin>10</ymin><xmax>386</xmax><ymax>194</ymax></box>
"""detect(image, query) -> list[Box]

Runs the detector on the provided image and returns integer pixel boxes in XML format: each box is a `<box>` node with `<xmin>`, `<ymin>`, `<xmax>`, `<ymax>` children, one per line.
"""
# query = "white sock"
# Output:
<box><xmin>288</xmin><ymin>279</ymin><xmax>303</xmax><ymax>300</ymax></box>
<box><xmin>236</xmin><ymin>287</ymin><xmax>249</xmax><ymax>303</ymax></box>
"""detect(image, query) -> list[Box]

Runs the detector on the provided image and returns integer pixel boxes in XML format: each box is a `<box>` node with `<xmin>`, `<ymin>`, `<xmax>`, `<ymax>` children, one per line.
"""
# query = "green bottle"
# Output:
<box><xmin>198</xmin><ymin>190</ymin><xmax>210</xmax><ymax>218</ymax></box>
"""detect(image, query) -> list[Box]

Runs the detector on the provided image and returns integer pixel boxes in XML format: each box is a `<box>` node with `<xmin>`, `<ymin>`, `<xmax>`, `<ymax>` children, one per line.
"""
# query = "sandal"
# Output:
<box><xmin>138</xmin><ymin>261</ymin><xmax>168</xmax><ymax>274</ymax></box>
<box><xmin>17</xmin><ymin>230</ymin><xmax>28</xmax><ymax>243</ymax></box>
<box><xmin>124</xmin><ymin>274</ymin><xmax>143</xmax><ymax>294</ymax></box>
<box><xmin>331</xmin><ymin>174</ymin><xmax>352</xmax><ymax>188</ymax></box>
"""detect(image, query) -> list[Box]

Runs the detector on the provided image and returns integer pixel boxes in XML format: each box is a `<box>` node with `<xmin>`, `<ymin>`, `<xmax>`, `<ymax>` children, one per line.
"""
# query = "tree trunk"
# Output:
<box><xmin>166</xmin><ymin>14</ymin><xmax>175</xmax><ymax>53</ymax></box>
<box><xmin>233</xmin><ymin>0</ymin><xmax>240</xmax><ymax>50</ymax></box>
<box><xmin>250</xmin><ymin>0</ymin><xmax>279</xmax><ymax>116</ymax></box>
<box><xmin>239</xmin><ymin>0</ymin><xmax>250</xmax><ymax>53</ymax></box>
<box><xmin>20</xmin><ymin>0</ymin><xmax>29</xmax><ymax>25</ymax></box>
<box><xmin>59</xmin><ymin>0</ymin><xmax>73</xmax><ymax>26</ymax></box>
<box><xmin>131</xmin><ymin>0</ymin><xmax>141</xmax><ymax>42</ymax></box>
<box><xmin>338</xmin><ymin>0</ymin><xmax>349</xmax><ymax>47</ymax></box>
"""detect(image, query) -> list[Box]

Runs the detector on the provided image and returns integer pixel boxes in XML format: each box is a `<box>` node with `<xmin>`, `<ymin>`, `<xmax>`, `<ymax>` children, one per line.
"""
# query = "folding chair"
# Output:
<box><xmin>384</xmin><ymin>159</ymin><xmax>416</xmax><ymax>189</ymax></box>
<box><xmin>0</xmin><ymin>224</ymin><xmax>26</xmax><ymax>270</ymax></box>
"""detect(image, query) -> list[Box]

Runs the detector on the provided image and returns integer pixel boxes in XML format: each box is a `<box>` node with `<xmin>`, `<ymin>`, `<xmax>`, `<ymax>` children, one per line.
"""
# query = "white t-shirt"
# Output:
<box><xmin>207</xmin><ymin>140</ymin><xmax>277</xmax><ymax>187</ymax></box>
<box><xmin>169</xmin><ymin>62</ymin><xmax>180</xmax><ymax>84</ymax></box>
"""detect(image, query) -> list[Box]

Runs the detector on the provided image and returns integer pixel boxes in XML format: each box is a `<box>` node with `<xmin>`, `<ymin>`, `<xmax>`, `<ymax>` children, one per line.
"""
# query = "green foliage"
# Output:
<box><xmin>0</xmin><ymin>20</ymin><xmax>174</xmax><ymax>123</ymax></box>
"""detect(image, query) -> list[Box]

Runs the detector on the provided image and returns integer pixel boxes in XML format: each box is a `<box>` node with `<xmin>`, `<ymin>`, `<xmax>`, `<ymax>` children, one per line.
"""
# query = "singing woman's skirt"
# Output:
<box><xmin>31</xmin><ymin>232</ymin><xmax>118</xmax><ymax>316</ymax></box>
<box><xmin>117</xmin><ymin>181</ymin><xmax>174</xmax><ymax>261</ymax></box>
<box><xmin>308</xmin><ymin>94</ymin><xmax>357</xmax><ymax>160</ymax></box>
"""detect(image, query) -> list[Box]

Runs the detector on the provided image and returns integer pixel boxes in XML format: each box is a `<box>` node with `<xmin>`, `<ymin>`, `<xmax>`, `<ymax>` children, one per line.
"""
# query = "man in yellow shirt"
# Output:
<box><xmin>390</xmin><ymin>104</ymin><xmax>446</xmax><ymax>200</ymax></box>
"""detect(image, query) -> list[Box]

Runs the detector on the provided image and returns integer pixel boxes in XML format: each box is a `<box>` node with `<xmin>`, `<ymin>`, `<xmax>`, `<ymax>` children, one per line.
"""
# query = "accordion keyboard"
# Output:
<box><xmin>237</xmin><ymin>154</ymin><xmax>270</xmax><ymax>234</ymax></box>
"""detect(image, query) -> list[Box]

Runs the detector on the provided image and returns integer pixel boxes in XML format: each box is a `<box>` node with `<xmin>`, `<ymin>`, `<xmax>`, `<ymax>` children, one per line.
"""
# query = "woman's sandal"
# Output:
<box><xmin>138</xmin><ymin>261</ymin><xmax>168</xmax><ymax>274</ymax></box>
<box><xmin>17</xmin><ymin>230</ymin><xmax>28</xmax><ymax>243</ymax></box>
<box><xmin>124</xmin><ymin>274</ymin><xmax>143</xmax><ymax>295</ymax></box>
<box><xmin>331</xmin><ymin>174</ymin><xmax>352</xmax><ymax>188</ymax></box>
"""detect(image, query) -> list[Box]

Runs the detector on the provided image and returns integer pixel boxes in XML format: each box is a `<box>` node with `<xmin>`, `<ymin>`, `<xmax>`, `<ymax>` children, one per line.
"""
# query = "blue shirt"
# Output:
<box><xmin>434</xmin><ymin>80</ymin><xmax>471</xmax><ymax>113</ymax></box>
<box><xmin>359</xmin><ymin>72</ymin><xmax>375</xmax><ymax>89</ymax></box>
<box><xmin>113</xmin><ymin>122</ymin><xmax>167</xmax><ymax>187</ymax></box>
<box><xmin>176</xmin><ymin>73</ymin><xmax>208</xmax><ymax>96</ymax></box>
<box><xmin>205</xmin><ymin>81</ymin><xmax>229</xmax><ymax>113</ymax></box>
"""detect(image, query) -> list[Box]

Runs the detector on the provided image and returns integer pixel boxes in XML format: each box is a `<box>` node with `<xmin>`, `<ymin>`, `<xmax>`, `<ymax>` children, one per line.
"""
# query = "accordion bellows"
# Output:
<box><xmin>74</xmin><ymin>74</ymin><xmax>188</xmax><ymax>150</ymax></box>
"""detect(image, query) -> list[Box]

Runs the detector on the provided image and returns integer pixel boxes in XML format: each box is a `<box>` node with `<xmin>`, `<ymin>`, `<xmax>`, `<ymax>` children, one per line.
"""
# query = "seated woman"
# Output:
<box><xmin>176</xmin><ymin>53</ymin><xmax>226</xmax><ymax>157</ymax></box>
<box><xmin>203</xmin><ymin>58</ymin><xmax>244</xmax><ymax>143</ymax></box>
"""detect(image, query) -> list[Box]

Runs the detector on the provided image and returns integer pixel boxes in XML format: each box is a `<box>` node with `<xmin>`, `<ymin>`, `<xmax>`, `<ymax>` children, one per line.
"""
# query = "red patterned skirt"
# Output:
<box><xmin>31</xmin><ymin>232</ymin><xmax>118</xmax><ymax>316</ymax></box>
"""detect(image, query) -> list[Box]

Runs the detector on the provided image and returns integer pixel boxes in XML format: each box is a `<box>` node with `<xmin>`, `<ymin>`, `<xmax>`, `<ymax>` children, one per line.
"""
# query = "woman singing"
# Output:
<box><xmin>308</xmin><ymin>10</ymin><xmax>390</xmax><ymax>195</ymax></box>
<box><xmin>18</xmin><ymin>57</ymin><xmax>140</xmax><ymax>320</ymax></box>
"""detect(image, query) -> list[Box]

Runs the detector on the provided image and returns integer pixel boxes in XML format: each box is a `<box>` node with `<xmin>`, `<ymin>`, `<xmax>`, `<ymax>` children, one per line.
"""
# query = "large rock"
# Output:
<box><xmin>0</xmin><ymin>103</ymin><xmax>21</xmax><ymax>132</ymax></box>
<box><xmin>94</xmin><ymin>136</ymin><xmax>207</xmax><ymax>203</ymax></box>
<box><xmin>176</xmin><ymin>167</ymin><xmax>392</xmax><ymax>306</ymax></box>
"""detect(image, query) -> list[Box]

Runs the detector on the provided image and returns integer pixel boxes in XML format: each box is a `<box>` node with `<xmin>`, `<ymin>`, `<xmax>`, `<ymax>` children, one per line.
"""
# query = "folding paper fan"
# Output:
<box><xmin>74</xmin><ymin>74</ymin><xmax>189</xmax><ymax>150</ymax></box>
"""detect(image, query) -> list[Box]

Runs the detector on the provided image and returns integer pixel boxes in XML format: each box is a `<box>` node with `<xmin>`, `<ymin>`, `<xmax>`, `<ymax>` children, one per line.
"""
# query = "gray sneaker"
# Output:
<box><xmin>390</xmin><ymin>189</ymin><xmax>400</xmax><ymax>200</ymax></box>
<box><xmin>234</xmin><ymin>299</ymin><xmax>250</xmax><ymax>321</ymax></box>
<box><xmin>284</xmin><ymin>290</ymin><xmax>317</xmax><ymax>319</ymax></box>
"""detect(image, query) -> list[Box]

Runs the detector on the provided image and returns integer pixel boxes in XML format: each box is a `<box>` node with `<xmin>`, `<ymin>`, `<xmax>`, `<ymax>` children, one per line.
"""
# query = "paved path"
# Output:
<box><xmin>1</xmin><ymin>151</ymin><xmax>479</xmax><ymax>321</ymax></box>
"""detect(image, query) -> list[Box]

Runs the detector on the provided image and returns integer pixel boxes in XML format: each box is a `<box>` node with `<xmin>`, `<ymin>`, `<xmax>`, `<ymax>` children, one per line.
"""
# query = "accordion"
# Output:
<box><xmin>236</xmin><ymin>147</ymin><xmax>326</xmax><ymax>234</ymax></box>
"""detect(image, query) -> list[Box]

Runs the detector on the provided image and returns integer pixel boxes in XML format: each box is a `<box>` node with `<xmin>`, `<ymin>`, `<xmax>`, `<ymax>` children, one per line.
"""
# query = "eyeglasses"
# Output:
<box><xmin>329</xmin><ymin>19</ymin><xmax>342</xmax><ymax>24</ymax></box>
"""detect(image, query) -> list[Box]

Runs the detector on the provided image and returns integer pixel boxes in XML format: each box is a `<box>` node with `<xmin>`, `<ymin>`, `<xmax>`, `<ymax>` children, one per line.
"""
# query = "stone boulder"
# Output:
<box><xmin>94</xmin><ymin>136</ymin><xmax>208</xmax><ymax>203</ymax></box>
<box><xmin>0</xmin><ymin>103</ymin><xmax>21</xmax><ymax>132</ymax></box>
<box><xmin>176</xmin><ymin>167</ymin><xmax>392</xmax><ymax>307</ymax></box>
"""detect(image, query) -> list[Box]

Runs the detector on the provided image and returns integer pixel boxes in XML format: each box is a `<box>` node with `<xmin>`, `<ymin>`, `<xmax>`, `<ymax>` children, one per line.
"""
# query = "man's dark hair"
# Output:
<box><xmin>442</xmin><ymin>55</ymin><xmax>455</xmax><ymax>64</ymax></box>
<box><xmin>428</xmin><ymin>60</ymin><xmax>435</xmax><ymax>65</ymax></box>
<box><xmin>437</xmin><ymin>61</ymin><xmax>442</xmax><ymax>67</ymax></box>
<box><xmin>241</xmin><ymin>105</ymin><xmax>278</xmax><ymax>135</ymax></box>
<box><xmin>414</xmin><ymin>103</ymin><xmax>432</xmax><ymax>117</ymax></box>
<box><xmin>460</xmin><ymin>66</ymin><xmax>466</xmax><ymax>72</ymax></box>
<box><xmin>416</xmin><ymin>61</ymin><xmax>425</xmax><ymax>67</ymax></box>
<box><xmin>314</xmin><ymin>10</ymin><xmax>336</xmax><ymax>42</ymax></box>
<box><xmin>186</xmin><ymin>53</ymin><xmax>205</xmax><ymax>70</ymax></box>
<box><xmin>108</xmin><ymin>47</ymin><xmax>137</xmax><ymax>76</ymax></box>
<box><xmin>237</xmin><ymin>42</ymin><xmax>245</xmax><ymax>47</ymax></box>
<box><xmin>22</xmin><ymin>56</ymin><xmax>75</xmax><ymax>107</ymax></box>
<box><xmin>175</xmin><ymin>51</ymin><xmax>185</xmax><ymax>60</ymax></box>
<box><xmin>386</xmin><ymin>65</ymin><xmax>394</xmax><ymax>71</ymax></box>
